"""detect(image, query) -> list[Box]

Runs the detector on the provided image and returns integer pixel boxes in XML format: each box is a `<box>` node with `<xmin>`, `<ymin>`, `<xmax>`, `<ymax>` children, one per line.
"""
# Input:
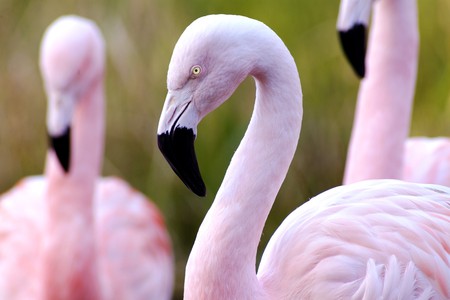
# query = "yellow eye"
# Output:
<box><xmin>191</xmin><ymin>65</ymin><xmax>202</xmax><ymax>77</ymax></box>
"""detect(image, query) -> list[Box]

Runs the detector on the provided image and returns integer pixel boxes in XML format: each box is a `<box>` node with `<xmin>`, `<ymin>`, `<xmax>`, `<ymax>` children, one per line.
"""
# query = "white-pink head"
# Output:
<box><xmin>40</xmin><ymin>15</ymin><xmax>105</xmax><ymax>172</ymax></box>
<box><xmin>157</xmin><ymin>15</ymin><xmax>272</xmax><ymax>196</ymax></box>
<box><xmin>157</xmin><ymin>14</ymin><xmax>300</xmax><ymax>197</ymax></box>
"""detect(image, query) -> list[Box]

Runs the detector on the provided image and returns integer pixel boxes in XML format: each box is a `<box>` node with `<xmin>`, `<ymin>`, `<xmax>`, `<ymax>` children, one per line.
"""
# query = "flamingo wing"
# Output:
<box><xmin>0</xmin><ymin>177</ymin><xmax>45</xmax><ymax>299</ymax></box>
<box><xmin>258</xmin><ymin>180</ymin><xmax>450</xmax><ymax>299</ymax></box>
<box><xmin>95</xmin><ymin>177</ymin><xmax>174</xmax><ymax>300</ymax></box>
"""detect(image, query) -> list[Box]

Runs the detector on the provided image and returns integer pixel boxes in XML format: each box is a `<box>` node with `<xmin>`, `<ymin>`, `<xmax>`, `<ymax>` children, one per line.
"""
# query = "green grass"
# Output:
<box><xmin>0</xmin><ymin>0</ymin><xmax>449</xmax><ymax>298</ymax></box>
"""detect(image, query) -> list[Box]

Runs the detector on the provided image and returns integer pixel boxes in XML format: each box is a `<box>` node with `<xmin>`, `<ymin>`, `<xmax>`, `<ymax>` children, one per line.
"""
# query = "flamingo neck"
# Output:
<box><xmin>42</xmin><ymin>79</ymin><xmax>104</xmax><ymax>300</ymax></box>
<box><xmin>184</xmin><ymin>46</ymin><xmax>302</xmax><ymax>299</ymax></box>
<box><xmin>344</xmin><ymin>0</ymin><xmax>418</xmax><ymax>184</ymax></box>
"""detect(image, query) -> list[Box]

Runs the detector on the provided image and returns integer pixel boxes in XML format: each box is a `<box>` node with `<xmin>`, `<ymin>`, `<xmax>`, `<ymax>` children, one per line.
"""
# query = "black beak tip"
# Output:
<box><xmin>49</xmin><ymin>127</ymin><xmax>71</xmax><ymax>173</ymax></box>
<box><xmin>338</xmin><ymin>23</ymin><xmax>367</xmax><ymax>78</ymax></box>
<box><xmin>193</xmin><ymin>183</ymin><xmax>206</xmax><ymax>197</ymax></box>
<box><xmin>157</xmin><ymin>128</ymin><xmax>206</xmax><ymax>197</ymax></box>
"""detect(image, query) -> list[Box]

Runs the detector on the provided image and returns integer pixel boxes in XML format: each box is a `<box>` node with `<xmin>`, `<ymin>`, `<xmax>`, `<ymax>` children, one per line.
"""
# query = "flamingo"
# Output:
<box><xmin>338</xmin><ymin>0</ymin><xmax>450</xmax><ymax>186</ymax></box>
<box><xmin>0</xmin><ymin>15</ymin><xmax>173</xmax><ymax>299</ymax></box>
<box><xmin>157</xmin><ymin>14</ymin><xmax>450</xmax><ymax>299</ymax></box>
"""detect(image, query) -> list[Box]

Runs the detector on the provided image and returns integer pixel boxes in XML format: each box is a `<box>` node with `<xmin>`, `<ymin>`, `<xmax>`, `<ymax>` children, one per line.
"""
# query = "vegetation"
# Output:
<box><xmin>0</xmin><ymin>0</ymin><xmax>449</xmax><ymax>298</ymax></box>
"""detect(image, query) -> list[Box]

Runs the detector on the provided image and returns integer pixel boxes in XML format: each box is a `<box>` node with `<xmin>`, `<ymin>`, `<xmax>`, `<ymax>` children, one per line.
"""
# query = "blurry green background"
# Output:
<box><xmin>0</xmin><ymin>0</ymin><xmax>449</xmax><ymax>298</ymax></box>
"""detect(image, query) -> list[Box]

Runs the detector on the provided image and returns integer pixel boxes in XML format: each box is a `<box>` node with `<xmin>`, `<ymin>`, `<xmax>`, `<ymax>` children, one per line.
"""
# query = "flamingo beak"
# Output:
<box><xmin>46</xmin><ymin>92</ymin><xmax>75</xmax><ymax>173</ymax></box>
<box><xmin>49</xmin><ymin>127</ymin><xmax>71</xmax><ymax>173</ymax></box>
<box><xmin>157</xmin><ymin>92</ymin><xmax>206</xmax><ymax>197</ymax></box>
<box><xmin>337</xmin><ymin>0</ymin><xmax>373</xmax><ymax>78</ymax></box>
<box><xmin>338</xmin><ymin>24</ymin><xmax>367</xmax><ymax>78</ymax></box>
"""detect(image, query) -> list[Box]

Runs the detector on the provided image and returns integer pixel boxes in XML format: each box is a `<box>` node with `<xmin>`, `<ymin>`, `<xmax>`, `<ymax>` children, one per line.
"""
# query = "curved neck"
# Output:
<box><xmin>184</xmin><ymin>43</ymin><xmax>302</xmax><ymax>299</ymax></box>
<box><xmin>344</xmin><ymin>0</ymin><xmax>419</xmax><ymax>184</ymax></box>
<box><xmin>42</xmin><ymin>79</ymin><xmax>104</xmax><ymax>300</ymax></box>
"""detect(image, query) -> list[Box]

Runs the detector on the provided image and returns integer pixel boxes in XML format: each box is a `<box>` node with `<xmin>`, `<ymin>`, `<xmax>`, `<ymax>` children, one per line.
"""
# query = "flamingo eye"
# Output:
<box><xmin>191</xmin><ymin>65</ymin><xmax>202</xmax><ymax>77</ymax></box>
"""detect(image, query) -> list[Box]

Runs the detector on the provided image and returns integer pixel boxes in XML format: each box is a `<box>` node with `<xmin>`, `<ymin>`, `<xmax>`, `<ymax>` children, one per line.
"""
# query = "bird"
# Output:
<box><xmin>338</xmin><ymin>0</ymin><xmax>450</xmax><ymax>187</ymax></box>
<box><xmin>0</xmin><ymin>15</ymin><xmax>173</xmax><ymax>300</ymax></box>
<box><xmin>157</xmin><ymin>14</ymin><xmax>450</xmax><ymax>299</ymax></box>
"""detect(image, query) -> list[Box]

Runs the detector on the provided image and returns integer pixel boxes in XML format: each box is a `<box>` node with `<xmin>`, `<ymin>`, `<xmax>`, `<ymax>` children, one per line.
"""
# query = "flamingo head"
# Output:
<box><xmin>39</xmin><ymin>15</ymin><xmax>104</xmax><ymax>173</ymax></box>
<box><xmin>157</xmin><ymin>15</ymin><xmax>267</xmax><ymax>196</ymax></box>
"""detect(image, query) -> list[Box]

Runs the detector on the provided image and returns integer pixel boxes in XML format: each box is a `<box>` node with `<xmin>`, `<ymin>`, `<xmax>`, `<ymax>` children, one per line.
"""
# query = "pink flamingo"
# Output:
<box><xmin>338</xmin><ymin>0</ymin><xmax>450</xmax><ymax>186</ymax></box>
<box><xmin>0</xmin><ymin>15</ymin><xmax>173</xmax><ymax>299</ymax></box>
<box><xmin>157</xmin><ymin>14</ymin><xmax>450</xmax><ymax>298</ymax></box>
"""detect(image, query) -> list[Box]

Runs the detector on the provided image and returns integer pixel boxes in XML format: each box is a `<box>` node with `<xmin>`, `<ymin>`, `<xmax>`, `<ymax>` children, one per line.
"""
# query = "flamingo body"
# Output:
<box><xmin>0</xmin><ymin>15</ymin><xmax>173</xmax><ymax>299</ymax></box>
<box><xmin>0</xmin><ymin>176</ymin><xmax>173</xmax><ymax>300</ymax></box>
<box><xmin>157</xmin><ymin>14</ymin><xmax>450</xmax><ymax>299</ymax></box>
<box><xmin>258</xmin><ymin>179</ymin><xmax>450</xmax><ymax>299</ymax></box>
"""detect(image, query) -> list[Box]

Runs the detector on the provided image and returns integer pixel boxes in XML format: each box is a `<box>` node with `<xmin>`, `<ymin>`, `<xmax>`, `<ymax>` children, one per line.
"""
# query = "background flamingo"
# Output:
<box><xmin>157</xmin><ymin>14</ymin><xmax>450</xmax><ymax>299</ymax></box>
<box><xmin>338</xmin><ymin>0</ymin><xmax>450</xmax><ymax>186</ymax></box>
<box><xmin>0</xmin><ymin>15</ymin><xmax>173</xmax><ymax>299</ymax></box>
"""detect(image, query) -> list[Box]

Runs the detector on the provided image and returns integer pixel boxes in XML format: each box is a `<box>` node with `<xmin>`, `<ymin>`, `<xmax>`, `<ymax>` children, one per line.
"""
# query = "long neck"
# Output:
<box><xmin>343</xmin><ymin>0</ymin><xmax>419</xmax><ymax>184</ymax></box>
<box><xmin>42</xmin><ymin>79</ymin><xmax>104</xmax><ymax>300</ymax></box>
<box><xmin>184</xmin><ymin>43</ymin><xmax>303</xmax><ymax>299</ymax></box>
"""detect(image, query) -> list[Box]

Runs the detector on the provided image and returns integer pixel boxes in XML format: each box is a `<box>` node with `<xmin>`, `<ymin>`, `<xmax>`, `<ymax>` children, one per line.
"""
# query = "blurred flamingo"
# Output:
<box><xmin>157</xmin><ymin>14</ymin><xmax>450</xmax><ymax>299</ymax></box>
<box><xmin>338</xmin><ymin>0</ymin><xmax>450</xmax><ymax>186</ymax></box>
<box><xmin>0</xmin><ymin>15</ymin><xmax>173</xmax><ymax>300</ymax></box>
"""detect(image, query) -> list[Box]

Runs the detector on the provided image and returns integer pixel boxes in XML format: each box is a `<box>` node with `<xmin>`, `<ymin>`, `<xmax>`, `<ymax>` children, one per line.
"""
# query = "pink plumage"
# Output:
<box><xmin>0</xmin><ymin>15</ymin><xmax>173</xmax><ymax>299</ymax></box>
<box><xmin>258</xmin><ymin>180</ymin><xmax>450</xmax><ymax>299</ymax></box>
<box><xmin>157</xmin><ymin>14</ymin><xmax>450</xmax><ymax>299</ymax></box>
<box><xmin>404</xmin><ymin>138</ymin><xmax>450</xmax><ymax>186</ymax></box>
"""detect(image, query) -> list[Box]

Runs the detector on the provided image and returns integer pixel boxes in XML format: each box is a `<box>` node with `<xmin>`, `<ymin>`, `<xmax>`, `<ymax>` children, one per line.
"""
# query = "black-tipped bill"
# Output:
<box><xmin>339</xmin><ymin>23</ymin><xmax>367</xmax><ymax>78</ymax></box>
<box><xmin>158</xmin><ymin>127</ymin><xmax>206</xmax><ymax>197</ymax></box>
<box><xmin>49</xmin><ymin>127</ymin><xmax>71</xmax><ymax>173</ymax></box>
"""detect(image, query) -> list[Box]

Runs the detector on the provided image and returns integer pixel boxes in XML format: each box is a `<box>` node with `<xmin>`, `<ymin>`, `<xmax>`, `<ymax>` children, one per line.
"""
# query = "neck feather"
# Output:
<box><xmin>184</xmin><ymin>38</ymin><xmax>302</xmax><ymax>299</ymax></box>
